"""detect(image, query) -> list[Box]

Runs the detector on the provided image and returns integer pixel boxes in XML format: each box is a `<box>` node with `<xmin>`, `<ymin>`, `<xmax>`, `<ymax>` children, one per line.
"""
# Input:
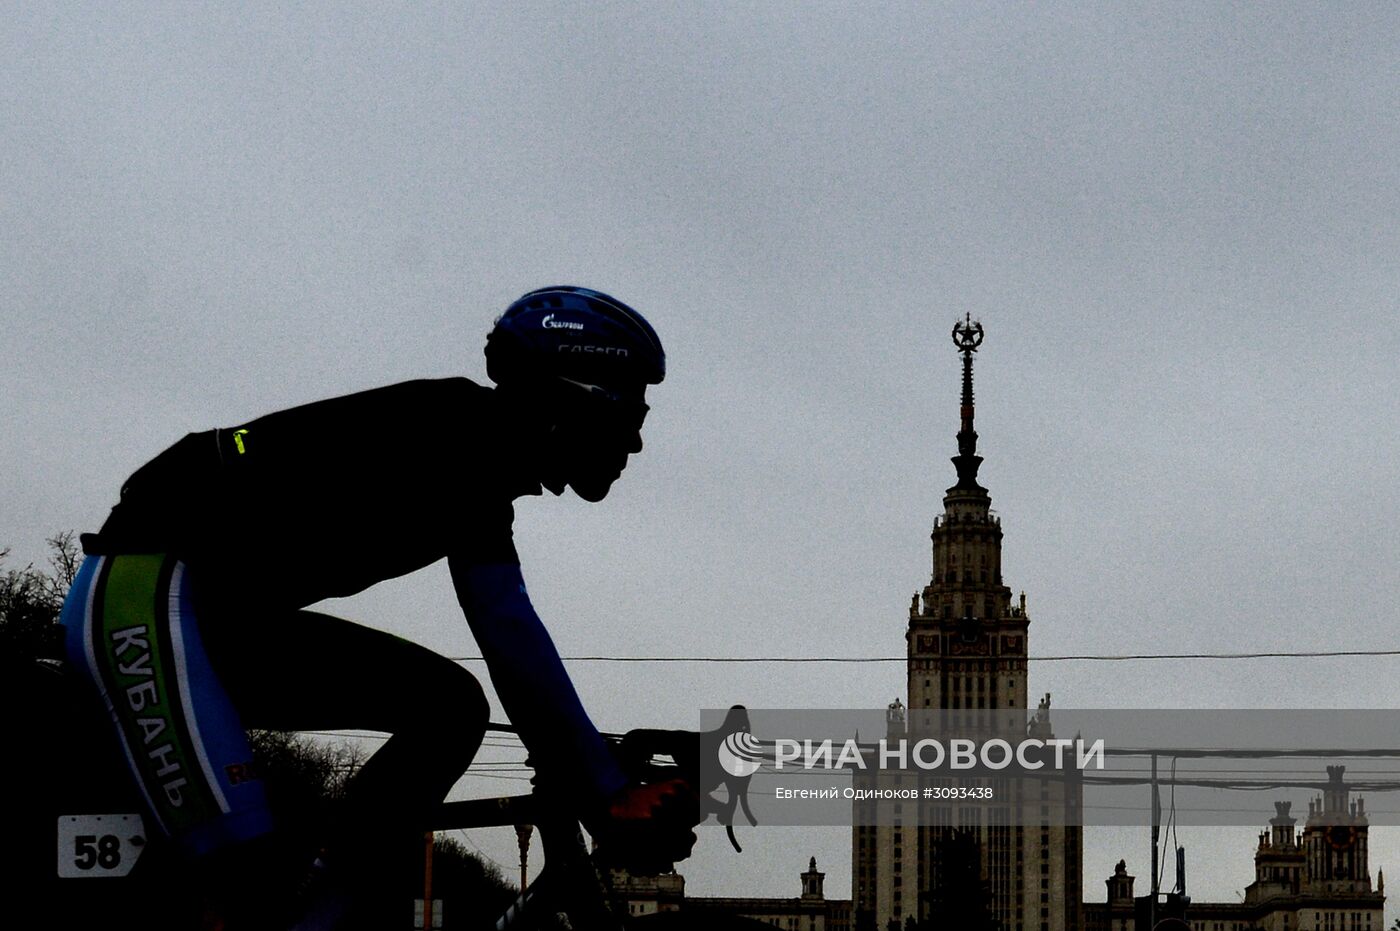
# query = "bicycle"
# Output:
<box><xmin>431</xmin><ymin>726</ymin><xmax>652</xmax><ymax>929</ymax></box>
<box><xmin>430</xmin><ymin>721</ymin><xmax>765</xmax><ymax>930</ymax></box>
<box><xmin>10</xmin><ymin>656</ymin><xmax>759</xmax><ymax>930</ymax></box>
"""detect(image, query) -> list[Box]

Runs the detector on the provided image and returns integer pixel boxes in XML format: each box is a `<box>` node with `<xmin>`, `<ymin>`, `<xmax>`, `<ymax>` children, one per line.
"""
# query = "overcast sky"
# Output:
<box><xmin>5</xmin><ymin>2</ymin><xmax>1400</xmax><ymax>913</ymax></box>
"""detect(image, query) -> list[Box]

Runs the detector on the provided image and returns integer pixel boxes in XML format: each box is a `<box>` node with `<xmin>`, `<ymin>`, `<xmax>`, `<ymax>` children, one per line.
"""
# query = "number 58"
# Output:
<box><xmin>74</xmin><ymin>834</ymin><xmax>122</xmax><ymax>871</ymax></box>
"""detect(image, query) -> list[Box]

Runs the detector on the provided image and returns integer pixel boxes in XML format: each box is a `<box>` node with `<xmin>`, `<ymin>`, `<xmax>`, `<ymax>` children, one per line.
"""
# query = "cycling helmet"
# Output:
<box><xmin>485</xmin><ymin>286</ymin><xmax>665</xmax><ymax>390</ymax></box>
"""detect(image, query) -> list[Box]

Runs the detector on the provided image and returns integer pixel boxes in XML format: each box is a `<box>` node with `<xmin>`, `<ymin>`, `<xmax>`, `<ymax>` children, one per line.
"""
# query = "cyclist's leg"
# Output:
<box><xmin>61</xmin><ymin>554</ymin><xmax>282</xmax><ymax>926</ymax></box>
<box><xmin>199</xmin><ymin>609</ymin><xmax>489</xmax><ymax>886</ymax></box>
<box><xmin>63</xmin><ymin>554</ymin><xmax>278</xmax><ymax>853</ymax></box>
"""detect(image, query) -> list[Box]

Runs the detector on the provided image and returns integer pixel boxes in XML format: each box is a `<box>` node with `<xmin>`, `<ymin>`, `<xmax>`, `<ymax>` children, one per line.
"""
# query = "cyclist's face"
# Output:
<box><xmin>545</xmin><ymin>383</ymin><xmax>649</xmax><ymax>502</ymax></box>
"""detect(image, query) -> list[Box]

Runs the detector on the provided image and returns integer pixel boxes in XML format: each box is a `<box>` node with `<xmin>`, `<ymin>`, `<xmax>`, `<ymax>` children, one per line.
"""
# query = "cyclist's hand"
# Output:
<box><xmin>591</xmin><ymin>778</ymin><xmax>699</xmax><ymax>874</ymax></box>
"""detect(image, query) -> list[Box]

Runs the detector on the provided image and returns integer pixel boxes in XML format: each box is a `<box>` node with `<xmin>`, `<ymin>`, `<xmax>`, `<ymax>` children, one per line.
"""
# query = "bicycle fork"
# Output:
<box><xmin>495</xmin><ymin>820</ymin><xmax>622</xmax><ymax>931</ymax></box>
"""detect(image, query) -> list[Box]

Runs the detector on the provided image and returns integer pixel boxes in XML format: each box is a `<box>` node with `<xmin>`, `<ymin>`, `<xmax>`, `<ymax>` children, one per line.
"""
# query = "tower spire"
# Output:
<box><xmin>950</xmin><ymin>313</ymin><xmax>986</xmax><ymax>491</ymax></box>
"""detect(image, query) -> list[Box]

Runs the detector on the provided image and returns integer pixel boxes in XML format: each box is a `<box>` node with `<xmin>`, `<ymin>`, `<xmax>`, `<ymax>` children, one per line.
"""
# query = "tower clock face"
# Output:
<box><xmin>1326</xmin><ymin>825</ymin><xmax>1358</xmax><ymax>851</ymax></box>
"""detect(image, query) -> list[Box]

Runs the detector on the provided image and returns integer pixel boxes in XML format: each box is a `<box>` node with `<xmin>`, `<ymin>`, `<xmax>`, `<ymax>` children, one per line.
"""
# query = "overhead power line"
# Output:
<box><xmin>449</xmin><ymin>649</ymin><xmax>1400</xmax><ymax>664</ymax></box>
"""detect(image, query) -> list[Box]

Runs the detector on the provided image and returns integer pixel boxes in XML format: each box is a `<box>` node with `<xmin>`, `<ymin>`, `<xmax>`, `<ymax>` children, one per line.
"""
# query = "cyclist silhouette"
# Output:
<box><xmin>60</xmin><ymin>286</ymin><xmax>695</xmax><ymax>929</ymax></box>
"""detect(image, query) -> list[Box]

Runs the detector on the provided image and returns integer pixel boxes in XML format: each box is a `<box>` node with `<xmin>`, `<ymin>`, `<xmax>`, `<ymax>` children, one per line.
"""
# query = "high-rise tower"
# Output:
<box><xmin>854</xmin><ymin>319</ymin><xmax>1081</xmax><ymax>931</ymax></box>
<box><xmin>906</xmin><ymin>314</ymin><xmax>1030</xmax><ymax>714</ymax></box>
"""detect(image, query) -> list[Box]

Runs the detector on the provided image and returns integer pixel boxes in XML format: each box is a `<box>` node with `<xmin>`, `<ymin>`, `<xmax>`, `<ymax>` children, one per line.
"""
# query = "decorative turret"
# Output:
<box><xmin>801</xmin><ymin>857</ymin><xmax>826</xmax><ymax>900</ymax></box>
<box><xmin>886</xmin><ymin>698</ymin><xmax>906</xmax><ymax>738</ymax></box>
<box><xmin>1247</xmin><ymin>801</ymin><xmax>1303</xmax><ymax>901</ymax></box>
<box><xmin>1270</xmin><ymin>801</ymin><xmax>1298</xmax><ymax>848</ymax></box>
<box><xmin>1106</xmin><ymin>860</ymin><xmax>1135</xmax><ymax>906</ymax></box>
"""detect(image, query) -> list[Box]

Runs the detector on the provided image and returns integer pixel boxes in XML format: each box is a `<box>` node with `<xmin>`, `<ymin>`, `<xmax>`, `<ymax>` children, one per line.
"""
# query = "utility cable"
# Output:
<box><xmin>448</xmin><ymin>649</ymin><xmax>1400</xmax><ymax>664</ymax></box>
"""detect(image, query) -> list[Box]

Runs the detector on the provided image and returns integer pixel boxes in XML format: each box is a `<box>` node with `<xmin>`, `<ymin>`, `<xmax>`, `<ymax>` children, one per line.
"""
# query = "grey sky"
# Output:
<box><xmin>5</xmin><ymin>2</ymin><xmax>1400</xmax><ymax>912</ymax></box>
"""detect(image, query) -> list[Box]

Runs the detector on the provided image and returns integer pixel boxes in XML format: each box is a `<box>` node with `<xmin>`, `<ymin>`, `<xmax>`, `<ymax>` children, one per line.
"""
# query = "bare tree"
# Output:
<box><xmin>0</xmin><ymin>531</ymin><xmax>78</xmax><ymax>660</ymax></box>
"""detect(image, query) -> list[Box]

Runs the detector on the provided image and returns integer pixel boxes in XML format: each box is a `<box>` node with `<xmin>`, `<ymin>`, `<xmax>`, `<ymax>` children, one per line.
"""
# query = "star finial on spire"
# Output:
<box><xmin>949</xmin><ymin>314</ymin><xmax>985</xmax><ymax>491</ymax></box>
<box><xmin>952</xmin><ymin>312</ymin><xmax>984</xmax><ymax>353</ymax></box>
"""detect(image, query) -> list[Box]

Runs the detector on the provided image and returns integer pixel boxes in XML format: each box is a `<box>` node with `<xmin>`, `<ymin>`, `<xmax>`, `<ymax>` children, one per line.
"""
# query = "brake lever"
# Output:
<box><xmin>613</xmin><ymin>706</ymin><xmax>761</xmax><ymax>855</ymax></box>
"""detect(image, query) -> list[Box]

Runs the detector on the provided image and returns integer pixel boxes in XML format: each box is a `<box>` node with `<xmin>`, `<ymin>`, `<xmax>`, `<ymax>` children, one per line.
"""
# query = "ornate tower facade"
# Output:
<box><xmin>853</xmin><ymin>318</ymin><xmax>1081</xmax><ymax>931</ymax></box>
<box><xmin>906</xmin><ymin>314</ymin><xmax>1029</xmax><ymax>715</ymax></box>
<box><xmin>1302</xmin><ymin>767</ymin><xmax>1374</xmax><ymax>896</ymax></box>
<box><xmin>1242</xmin><ymin>766</ymin><xmax>1383</xmax><ymax>928</ymax></box>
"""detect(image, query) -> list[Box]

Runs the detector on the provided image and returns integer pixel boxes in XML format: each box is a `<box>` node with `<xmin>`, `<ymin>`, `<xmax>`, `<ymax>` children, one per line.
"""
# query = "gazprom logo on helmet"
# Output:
<box><xmin>541</xmin><ymin>314</ymin><xmax>584</xmax><ymax>331</ymax></box>
<box><xmin>718</xmin><ymin>730</ymin><xmax>764</xmax><ymax>778</ymax></box>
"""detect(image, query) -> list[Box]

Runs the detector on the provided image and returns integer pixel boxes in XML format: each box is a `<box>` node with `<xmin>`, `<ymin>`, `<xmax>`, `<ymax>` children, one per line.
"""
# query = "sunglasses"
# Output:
<box><xmin>556</xmin><ymin>376</ymin><xmax>650</xmax><ymax>430</ymax></box>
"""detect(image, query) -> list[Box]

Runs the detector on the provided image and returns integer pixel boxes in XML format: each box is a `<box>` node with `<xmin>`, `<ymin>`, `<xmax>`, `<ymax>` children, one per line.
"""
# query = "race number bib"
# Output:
<box><xmin>56</xmin><ymin>814</ymin><xmax>147</xmax><ymax>878</ymax></box>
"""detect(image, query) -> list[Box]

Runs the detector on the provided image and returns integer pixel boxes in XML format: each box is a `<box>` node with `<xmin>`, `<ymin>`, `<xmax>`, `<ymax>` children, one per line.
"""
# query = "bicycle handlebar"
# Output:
<box><xmin>466</xmin><ymin>716</ymin><xmax>757</xmax><ymax>853</ymax></box>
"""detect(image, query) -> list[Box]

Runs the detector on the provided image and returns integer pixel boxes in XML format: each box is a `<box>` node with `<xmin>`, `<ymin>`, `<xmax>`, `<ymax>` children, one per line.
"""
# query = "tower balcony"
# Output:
<box><xmin>932</xmin><ymin>509</ymin><xmax>1000</xmax><ymax>529</ymax></box>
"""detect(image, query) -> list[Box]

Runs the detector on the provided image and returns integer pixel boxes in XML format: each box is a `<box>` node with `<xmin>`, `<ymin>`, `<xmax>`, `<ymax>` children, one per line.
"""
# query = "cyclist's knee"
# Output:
<box><xmin>454</xmin><ymin>667</ymin><xmax>489</xmax><ymax>733</ymax></box>
<box><xmin>413</xmin><ymin>679</ymin><xmax>484</xmax><ymax>788</ymax></box>
<box><xmin>417</xmin><ymin>662</ymin><xmax>487</xmax><ymax>747</ymax></box>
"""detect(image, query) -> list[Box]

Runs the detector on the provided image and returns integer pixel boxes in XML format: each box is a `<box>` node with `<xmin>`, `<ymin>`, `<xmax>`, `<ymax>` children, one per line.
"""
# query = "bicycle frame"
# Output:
<box><xmin>432</xmin><ymin>785</ymin><xmax>632</xmax><ymax>928</ymax></box>
<box><xmin>432</xmin><ymin>725</ymin><xmax>709</xmax><ymax>930</ymax></box>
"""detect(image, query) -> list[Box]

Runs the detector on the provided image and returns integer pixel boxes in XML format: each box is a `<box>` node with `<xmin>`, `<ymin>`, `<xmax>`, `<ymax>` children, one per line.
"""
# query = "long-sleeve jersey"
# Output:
<box><xmin>89</xmin><ymin>378</ymin><xmax>534</xmax><ymax>604</ymax></box>
<box><xmin>85</xmin><ymin>377</ymin><xmax>626</xmax><ymax>800</ymax></box>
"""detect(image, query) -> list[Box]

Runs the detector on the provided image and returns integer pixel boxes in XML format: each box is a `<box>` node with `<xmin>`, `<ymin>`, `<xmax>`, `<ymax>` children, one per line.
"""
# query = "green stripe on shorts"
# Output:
<box><xmin>97</xmin><ymin>555</ymin><xmax>220</xmax><ymax>830</ymax></box>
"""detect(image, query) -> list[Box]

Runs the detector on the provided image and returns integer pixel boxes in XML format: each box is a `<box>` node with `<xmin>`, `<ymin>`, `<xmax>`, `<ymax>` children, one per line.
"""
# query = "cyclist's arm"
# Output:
<box><xmin>448</xmin><ymin>555</ymin><xmax>627</xmax><ymax>802</ymax></box>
